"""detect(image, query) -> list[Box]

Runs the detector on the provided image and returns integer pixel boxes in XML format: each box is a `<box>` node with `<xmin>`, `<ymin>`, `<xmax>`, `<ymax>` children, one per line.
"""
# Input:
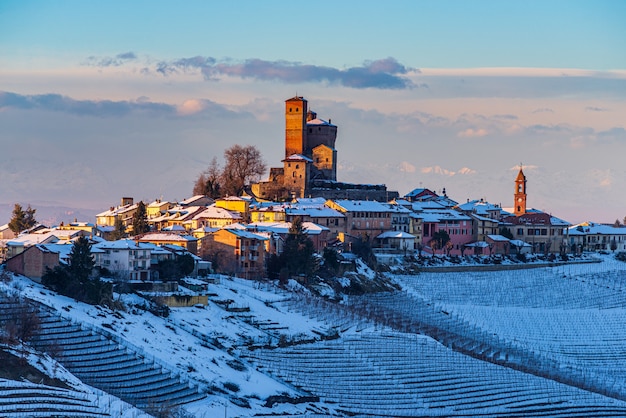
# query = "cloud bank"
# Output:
<box><xmin>86</xmin><ymin>53</ymin><xmax>419</xmax><ymax>90</ymax></box>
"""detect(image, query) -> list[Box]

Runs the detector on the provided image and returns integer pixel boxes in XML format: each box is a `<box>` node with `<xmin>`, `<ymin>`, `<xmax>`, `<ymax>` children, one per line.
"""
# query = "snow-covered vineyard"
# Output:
<box><xmin>2</xmin><ymin>254</ymin><xmax>626</xmax><ymax>417</ymax></box>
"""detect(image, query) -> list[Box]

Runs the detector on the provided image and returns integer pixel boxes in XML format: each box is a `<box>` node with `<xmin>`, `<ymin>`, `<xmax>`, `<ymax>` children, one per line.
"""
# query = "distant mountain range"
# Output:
<box><xmin>0</xmin><ymin>203</ymin><xmax>99</xmax><ymax>227</ymax></box>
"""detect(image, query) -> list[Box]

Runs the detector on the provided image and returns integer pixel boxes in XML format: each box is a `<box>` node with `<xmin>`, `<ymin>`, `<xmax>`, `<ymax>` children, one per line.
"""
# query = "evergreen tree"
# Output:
<box><xmin>499</xmin><ymin>227</ymin><xmax>514</xmax><ymax>240</ymax></box>
<box><xmin>110</xmin><ymin>217</ymin><xmax>126</xmax><ymax>240</ymax></box>
<box><xmin>68</xmin><ymin>236</ymin><xmax>95</xmax><ymax>283</ymax></box>
<box><xmin>131</xmin><ymin>201</ymin><xmax>150</xmax><ymax>236</ymax></box>
<box><xmin>432</xmin><ymin>230</ymin><xmax>451</xmax><ymax>255</ymax></box>
<box><xmin>280</xmin><ymin>217</ymin><xmax>317</xmax><ymax>278</ymax></box>
<box><xmin>42</xmin><ymin>237</ymin><xmax>112</xmax><ymax>306</ymax></box>
<box><xmin>8</xmin><ymin>203</ymin><xmax>37</xmax><ymax>235</ymax></box>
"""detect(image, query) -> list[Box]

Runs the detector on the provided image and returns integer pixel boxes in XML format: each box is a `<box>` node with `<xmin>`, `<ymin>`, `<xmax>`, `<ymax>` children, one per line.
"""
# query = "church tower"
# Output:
<box><xmin>514</xmin><ymin>165</ymin><xmax>527</xmax><ymax>216</ymax></box>
<box><xmin>285</xmin><ymin>96</ymin><xmax>308</xmax><ymax>158</ymax></box>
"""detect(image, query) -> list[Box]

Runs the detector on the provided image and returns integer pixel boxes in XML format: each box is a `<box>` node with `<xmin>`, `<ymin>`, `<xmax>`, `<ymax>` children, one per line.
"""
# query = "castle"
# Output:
<box><xmin>251</xmin><ymin>96</ymin><xmax>397</xmax><ymax>201</ymax></box>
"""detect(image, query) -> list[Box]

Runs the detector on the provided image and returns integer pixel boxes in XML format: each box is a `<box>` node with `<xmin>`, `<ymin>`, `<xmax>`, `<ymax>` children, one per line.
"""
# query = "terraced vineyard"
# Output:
<box><xmin>245</xmin><ymin>257</ymin><xmax>626</xmax><ymax>417</ymax></box>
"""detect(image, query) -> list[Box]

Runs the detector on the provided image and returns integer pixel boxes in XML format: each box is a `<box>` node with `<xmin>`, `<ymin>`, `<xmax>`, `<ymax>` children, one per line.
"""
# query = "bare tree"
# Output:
<box><xmin>193</xmin><ymin>157</ymin><xmax>222</xmax><ymax>198</ymax></box>
<box><xmin>221</xmin><ymin>145</ymin><xmax>266</xmax><ymax>196</ymax></box>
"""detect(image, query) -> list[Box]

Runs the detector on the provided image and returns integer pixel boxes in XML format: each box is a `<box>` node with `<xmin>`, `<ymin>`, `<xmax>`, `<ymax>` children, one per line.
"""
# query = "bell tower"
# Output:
<box><xmin>285</xmin><ymin>96</ymin><xmax>308</xmax><ymax>158</ymax></box>
<box><xmin>514</xmin><ymin>164</ymin><xmax>527</xmax><ymax>216</ymax></box>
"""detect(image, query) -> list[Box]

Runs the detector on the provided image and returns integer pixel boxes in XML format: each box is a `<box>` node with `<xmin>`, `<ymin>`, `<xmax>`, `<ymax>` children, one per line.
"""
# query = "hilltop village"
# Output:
<box><xmin>1</xmin><ymin>96</ymin><xmax>625</xmax><ymax>283</ymax></box>
<box><xmin>2</xmin><ymin>96</ymin><xmax>626</xmax><ymax>418</ymax></box>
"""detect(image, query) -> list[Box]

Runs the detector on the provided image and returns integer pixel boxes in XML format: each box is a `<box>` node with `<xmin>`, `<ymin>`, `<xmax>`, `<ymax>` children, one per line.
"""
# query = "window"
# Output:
<box><xmin>517</xmin><ymin>228</ymin><xmax>524</xmax><ymax>235</ymax></box>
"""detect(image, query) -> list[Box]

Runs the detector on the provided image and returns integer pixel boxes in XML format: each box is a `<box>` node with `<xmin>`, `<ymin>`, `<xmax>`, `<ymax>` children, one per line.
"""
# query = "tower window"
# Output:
<box><xmin>295</xmin><ymin>164</ymin><xmax>299</xmax><ymax>169</ymax></box>
<box><xmin>296</xmin><ymin>107</ymin><xmax>299</xmax><ymax>112</ymax></box>
<box><xmin>289</xmin><ymin>108</ymin><xmax>292</xmax><ymax>112</ymax></box>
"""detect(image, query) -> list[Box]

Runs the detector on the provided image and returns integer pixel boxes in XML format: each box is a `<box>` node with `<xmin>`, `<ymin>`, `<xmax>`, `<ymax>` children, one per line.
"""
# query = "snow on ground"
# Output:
<box><xmin>1</xmin><ymin>274</ymin><xmax>338</xmax><ymax>416</ymax></box>
<box><xmin>0</xmin><ymin>344</ymin><xmax>150</xmax><ymax>417</ymax></box>
<box><xmin>3</xmin><ymin>253</ymin><xmax>626</xmax><ymax>416</ymax></box>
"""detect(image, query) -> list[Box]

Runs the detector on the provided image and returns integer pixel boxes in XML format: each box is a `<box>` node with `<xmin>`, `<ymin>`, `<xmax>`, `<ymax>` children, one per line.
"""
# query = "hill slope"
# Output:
<box><xmin>2</xmin><ymin>255</ymin><xmax>626</xmax><ymax>417</ymax></box>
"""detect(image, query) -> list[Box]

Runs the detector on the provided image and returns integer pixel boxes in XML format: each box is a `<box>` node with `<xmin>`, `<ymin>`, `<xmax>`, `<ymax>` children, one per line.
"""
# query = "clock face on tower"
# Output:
<box><xmin>518</xmin><ymin>197</ymin><xmax>523</xmax><ymax>202</ymax></box>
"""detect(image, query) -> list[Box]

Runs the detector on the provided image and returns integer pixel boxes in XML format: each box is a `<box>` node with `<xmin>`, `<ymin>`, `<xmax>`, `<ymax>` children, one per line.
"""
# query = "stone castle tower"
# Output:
<box><xmin>282</xmin><ymin>96</ymin><xmax>338</xmax><ymax>197</ymax></box>
<box><xmin>251</xmin><ymin>95</ymin><xmax>396</xmax><ymax>202</ymax></box>
<box><xmin>514</xmin><ymin>165</ymin><xmax>527</xmax><ymax>216</ymax></box>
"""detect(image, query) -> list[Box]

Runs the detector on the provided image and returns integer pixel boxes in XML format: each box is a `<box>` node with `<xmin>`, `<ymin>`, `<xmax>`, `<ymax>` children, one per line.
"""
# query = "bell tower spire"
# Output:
<box><xmin>514</xmin><ymin>164</ymin><xmax>527</xmax><ymax>216</ymax></box>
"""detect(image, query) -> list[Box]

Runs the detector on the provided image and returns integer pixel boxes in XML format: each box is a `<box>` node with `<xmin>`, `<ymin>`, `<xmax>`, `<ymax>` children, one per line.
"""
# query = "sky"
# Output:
<box><xmin>1</xmin><ymin>0</ymin><xmax>625</xmax><ymax>225</ymax></box>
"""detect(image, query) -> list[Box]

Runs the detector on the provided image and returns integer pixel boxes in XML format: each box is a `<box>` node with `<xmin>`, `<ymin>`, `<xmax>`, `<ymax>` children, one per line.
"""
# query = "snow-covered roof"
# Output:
<box><xmin>570</xmin><ymin>222</ymin><xmax>626</xmax><ymax>235</ymax></box>
<box><xmin>247</xmin><ymin>221</ymin><xmax>329</xmax><ymax>235</ymax></box>
<box><xmin>295</xmin><ymin>197</ymin><xmax>327</xmax><ymax>205</ymax></box>
<box><xmin>286</xmin><ymin>206</ymin><xmax>344</xmax><ymax>218</ymax></box>
<box><xmin>465</xmin><ymin>241</ymin><xmax>490</xmax><ymax>248</ymax></box>
<box><xmin>487</xmin><ymin>234</ymin><xmax>510</xmax><ymax>242</ymax></box>
<box><xmin>38</xmin><ymin>243</ymin><xmax>74</xmax><ymax>262</ymax></box>
<box><xmin>221</xmin><ymin>229</ymin><xmax>269</xmax><ymax>241</ymax></box>
<box><xmin>162</xmin><ymin>225</ymin><xmax>187</xmax><ymax>232</ymax></box>
<box><xmin>411</xmin><ymin>201</ymin><xmax>449</xmax><ymax>211</ymax></box>
<box><xmin>282</xmin><ymin>154</ymin><xmax>313</xmax><ymax>163</ymax></box>
<box><xmin>306</xmin><ymin>118</ymin><xmax>335</xmax><ymax>127</ymax></box>
<box><xmin>137</xmin><ymin>233</ymin><xmax>196</xmax><ymax>242</ymax></box>
<box><xmin>457</xmin><ymin>199</ymin><xmax>505</xmax><ymax>216</ymax></box>
<box><xmin>330</xmin><ymin>200</ymin><xmax>396</xmax><ymax>213</ymax></box>
<box><xmin>419</xmin><ymin>209</ymin><xmax>472</xmax><ymax>223</ymax></box>
<box><xmin>7</xmin><ymin>232</ymin><xmax>59</xmax><ymax>246</ymax></box>
<box><xmin>376</xmin><ymin>231</ymin><xmax>416</xmax><ymax>239</ymax></box>
<box><xmin>193</xmin><ymin>205</ymin><xmax>242</xmax><ymax>220</ymax></box>
<box><xmin>93</xmin><ymin>239</ymin><xmax>143</xmax><ymax>250</ymax></box>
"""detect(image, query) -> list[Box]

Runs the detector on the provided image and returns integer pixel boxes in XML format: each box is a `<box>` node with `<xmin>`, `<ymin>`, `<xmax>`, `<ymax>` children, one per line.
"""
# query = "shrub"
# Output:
<box><xmin>223</xmin><ymin>381</ymin><xmax>240</xmax><ymax>392</ymax></box>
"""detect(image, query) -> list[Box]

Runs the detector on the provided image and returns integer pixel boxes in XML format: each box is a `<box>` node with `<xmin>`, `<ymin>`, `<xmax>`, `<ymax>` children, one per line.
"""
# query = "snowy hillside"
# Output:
<box><xmin>2</xmin><ymin>254</ymin><xmax>626</xmax><ymax>417</ymax></box>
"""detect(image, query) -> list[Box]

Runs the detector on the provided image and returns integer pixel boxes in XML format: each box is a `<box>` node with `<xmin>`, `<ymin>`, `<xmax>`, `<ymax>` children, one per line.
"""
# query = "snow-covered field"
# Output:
<box><xmin>2</xmin><ymin>253</ymin><xmax>626</xmax><ymax>417</ymax></box>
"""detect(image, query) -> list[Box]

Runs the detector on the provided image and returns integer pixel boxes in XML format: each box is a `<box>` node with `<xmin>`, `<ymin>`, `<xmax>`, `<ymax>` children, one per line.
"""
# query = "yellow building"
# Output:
<box><xmin>215</xmin><ymin>197</ymin><xmax>250</xmax><ymax>223</ymax></box>
<box><xmin>147</xmin><ymin>200</ymin><xmax>173</xmax><ymax>219</ymax></box>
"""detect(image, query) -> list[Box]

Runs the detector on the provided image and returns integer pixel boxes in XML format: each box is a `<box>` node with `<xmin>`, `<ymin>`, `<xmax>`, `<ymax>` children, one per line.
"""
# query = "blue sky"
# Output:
<box><xmin>1</xmin><ymin>0</ymin><xmax>625</xmax><ymax>224</ymax></box>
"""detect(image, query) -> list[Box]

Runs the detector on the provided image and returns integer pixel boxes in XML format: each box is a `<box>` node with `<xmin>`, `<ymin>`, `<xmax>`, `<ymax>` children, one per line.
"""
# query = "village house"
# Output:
<box><xmin>134</xmin><ymin>232</ymin><xmax>198</xmax><ymax>255</ymax></box>
<box><xmin>567</xmin><ymin>222</ymin><xmax>626</xmax><ymax>253</ymax></box>
<box><xmin>250</xmin><ymin>203</ymin><xmax>287</xmax><ymax>223</ymax></box>
<box><xmin>247</xmin><ymin>221</ymin><xmax>330</xmax><ymax>254</ymax></box>
<box><xmin>200</xmin><ymin>227</ymin><xmax>267</xmax><ymax>279</ymax></box>
<box><xmin>215</xmin><ymin>196</ymin><xmax>251</xmax><ymax>223</ymax></box>
<box><xmin>419</xmin><ymin>208</ymin><xmax>474</xmax><ymax>255</ymax></box>
<box><xmin>147</xmin><ymin>199</ymin><xmax>174</xmax><ymax>219</ymax></box>
<box><xmin>285</xmin><ymin>198</ymin><xmax>346</xmax><ymax>243</ymax></box>
<box><xmin>325</xmin><ymin>199</ymin><xmax>396</xmax><ymax>245</ymax></box>
<box><xmin>95</xmin><ymin>197</ymin><xmax>138</xmax><ymax>228</ymax></box>
<box><xmin>190</xmin><ymin>204</ymin><xmax>243</xmax><ymax>229</ymax></box>
<box><xmin>5</xmin><ymin>243</ymin><xmax>73</xmax><ymax>282</ymax></box>
<box><xmin>92</xmin><ymin>239</ymin><xmax>152</xmax><ymax>281</ymax></box>
<box><xmin>148</xmin><ymin>205</ymin><xmax>206</xmax><ymax>232</ymax></box>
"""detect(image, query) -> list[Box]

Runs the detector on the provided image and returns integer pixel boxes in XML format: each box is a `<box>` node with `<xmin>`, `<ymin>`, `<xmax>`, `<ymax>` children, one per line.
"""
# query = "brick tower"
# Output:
<box><xmin>514</xmin><ymin>165</ymin><xmax>527</xmax><ymax>216</ymax></box>
<box><xmin>285</xmin><ymin>96</ymin><xmax>308</xmax><ymax>158</ymax></box>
